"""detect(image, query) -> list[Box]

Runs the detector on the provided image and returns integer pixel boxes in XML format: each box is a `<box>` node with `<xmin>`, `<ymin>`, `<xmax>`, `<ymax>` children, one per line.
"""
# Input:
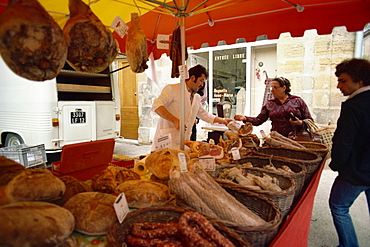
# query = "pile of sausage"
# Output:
<box><xmin>125</xmin><ymin>212</ymin><xmax>235</xmax><ymax>247</ymax></box>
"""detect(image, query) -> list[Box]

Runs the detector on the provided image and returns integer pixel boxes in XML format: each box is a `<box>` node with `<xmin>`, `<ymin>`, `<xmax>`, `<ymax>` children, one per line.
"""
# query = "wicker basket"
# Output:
<box><xmin>316</xmin><ymin>126</ymin><xmax>336</xmax><ymax>151</ymax></box>
<box><xmin>235</xmin><ymin>156</ymin><xmax>306</xmax><ymax>205</ymax></box>
<box><xmin>253</xmin><ymin>146</ymin><xmax>322</xmax><ymax>185</ymax></box>
<box><xmin>297</xmin><ymin>141</ymin><xmax>330</xmax><ymax>159</ymax></box>
<box><xmin>217</xmin><ymin>185</ymin><xmax>283</xmax><ymax>247</ymax></box>
<box><xmin>210</xmin><ymin>165</ymin><xmax>296</xmax><ymax>218</ymax></box>
<box><xmin>112</xmin><ymin>205</ymin><xmax>251</xmax><ymax>247</ymax></box>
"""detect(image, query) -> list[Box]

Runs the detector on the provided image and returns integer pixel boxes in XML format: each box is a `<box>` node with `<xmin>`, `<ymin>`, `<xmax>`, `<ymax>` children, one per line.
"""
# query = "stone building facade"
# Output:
<box><xmin>137</xmin><ymin>26</ymin><xmax>368</xmax><ymax>144</ymax></box>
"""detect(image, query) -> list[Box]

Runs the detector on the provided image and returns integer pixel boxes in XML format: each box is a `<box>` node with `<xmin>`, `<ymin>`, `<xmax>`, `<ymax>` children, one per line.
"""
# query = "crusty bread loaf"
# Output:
<box><xmin>0</xmin><ymin>156</ymin><xmax>26</xmax><ymax>187</ymax></box>
<box><xmin>114</xmin><ymin>180</ymin><xmax>170</xmax><ymax>208</ymax></box>
<box><xmin>52</xmin><ymin>175</ymin><xmax>92</xmax><ymax>206</ymax></box>
<box><xmin>0</xmin><ymin>201</ymin><xmax>75</xmax><ymax>246</ymax></box>
<box><xmin>145</xmin><ymin>148</ymin><xmax>190</xmax><ymax>180</ymax></box>
<box><xmin>63</xmin><ymin>192</ymin><xmax>117</xmax><ymax>235</ymax></box>
<box><xmin>0</xmin><ymin>168</ymin><xmax>66</xmax><ymax>206</ymax></box>
<box><xmin>91</xmin><ymin>166</ymin><xmax>140</xmax><ymax>194</ymax></box>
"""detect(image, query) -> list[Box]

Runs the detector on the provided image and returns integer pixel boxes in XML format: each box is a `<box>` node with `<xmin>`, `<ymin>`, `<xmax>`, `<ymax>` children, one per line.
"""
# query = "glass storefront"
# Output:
<box><xmin>188</xmin><ymin>47</ymin><xmax>247</xmax><ymax>118</ymax></box>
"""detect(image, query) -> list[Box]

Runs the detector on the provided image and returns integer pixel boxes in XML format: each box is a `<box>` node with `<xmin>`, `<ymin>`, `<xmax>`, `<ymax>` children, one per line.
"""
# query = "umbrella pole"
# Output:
<box><xmin>179</xmin><ymin>3</ymin><xmax>186</xmax><ymax>150</ymax></box>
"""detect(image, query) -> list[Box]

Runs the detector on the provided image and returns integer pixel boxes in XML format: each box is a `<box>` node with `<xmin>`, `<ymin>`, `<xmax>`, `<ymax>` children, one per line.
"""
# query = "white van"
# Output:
<box><xmin>0</xmin><ymin>56</ymin><xmax>121</xmax><ymax>154</ymax></box>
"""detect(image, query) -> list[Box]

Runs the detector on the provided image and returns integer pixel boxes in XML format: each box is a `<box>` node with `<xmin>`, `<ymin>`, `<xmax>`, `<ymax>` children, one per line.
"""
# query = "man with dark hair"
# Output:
<box><xmin>329</xmin><ymin>58</ymin><xmax>370</xmax><ymax>247</ymax></box>
<box><xmin>152</xmin><ymin>64</ymin><xmax>232</xmax><ymax>150</ymax></box>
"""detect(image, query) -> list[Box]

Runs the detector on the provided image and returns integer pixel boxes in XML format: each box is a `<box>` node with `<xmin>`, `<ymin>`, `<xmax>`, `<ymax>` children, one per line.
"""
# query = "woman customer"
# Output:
<box><xmin>234</xmin><ymin>77</ymin><xmax>313</xmax><ymax>137</ymax></box>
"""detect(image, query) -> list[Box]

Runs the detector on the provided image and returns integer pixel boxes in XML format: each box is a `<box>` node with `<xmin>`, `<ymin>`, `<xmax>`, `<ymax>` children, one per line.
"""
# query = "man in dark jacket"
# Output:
<box><xmin>329</xmin><ymin>58</ymin><xmax>370</xmax><ymax>247</ymax></box>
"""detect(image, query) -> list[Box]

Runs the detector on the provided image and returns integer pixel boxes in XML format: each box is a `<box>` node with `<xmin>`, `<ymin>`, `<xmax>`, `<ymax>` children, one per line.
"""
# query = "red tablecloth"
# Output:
<box><xmin>269</xmin><ymin>157</ymin><xmax>326</xmax><ymax>247</ymax></box>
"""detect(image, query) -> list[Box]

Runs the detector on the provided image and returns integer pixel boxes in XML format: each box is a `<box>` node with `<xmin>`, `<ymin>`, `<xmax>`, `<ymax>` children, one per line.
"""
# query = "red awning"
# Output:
<box><xmin>1</xmin><ymin>0</ymin><xmax>370</xmax><ymax>60</ymax></box>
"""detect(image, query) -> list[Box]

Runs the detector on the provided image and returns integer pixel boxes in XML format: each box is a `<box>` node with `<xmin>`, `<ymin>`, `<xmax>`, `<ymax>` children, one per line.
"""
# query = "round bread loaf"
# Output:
<box><xmin>0</xmin><ymin>168</ymin><xmax>66</xmax><ymax>206</ymax></box>
<box><xmin>145</xmin><ymin>148</ymin><xmax>190</xmax><ymax>180</ymax></box>
<box><xmin>114</xmin><ymin>180</ymin><xmax>170</xmax><ymax>208</ymax></box>
<box><xmin>0</xmin><ymin>156</ymin><xmax>26</xmax><ymax>187</ymax></box>
<box><xmin>0</xmin><ymin>201</ymin><xmax>75</xmax><ymax>246</ymax></box>
<box><xmin>63</xmin><ymin>192</ymin><xmax>117</xmax><ymax>235</ymax></box>
<box><xmin>91</xmin><ymin>166</ymin><xmax>140</xmax><ymax>194</ymax></box>
<box><xmin>53</xmin><ymin>175</ymin><xmax>92</xmax><ymax>206</ymax></box>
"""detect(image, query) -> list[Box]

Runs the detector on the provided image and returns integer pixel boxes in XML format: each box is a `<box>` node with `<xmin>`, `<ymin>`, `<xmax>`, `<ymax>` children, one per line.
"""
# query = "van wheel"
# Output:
<box><xmin>5</xmin><ymin>134</ymin><xmax>24</xmax><ymax>147</ymax></box>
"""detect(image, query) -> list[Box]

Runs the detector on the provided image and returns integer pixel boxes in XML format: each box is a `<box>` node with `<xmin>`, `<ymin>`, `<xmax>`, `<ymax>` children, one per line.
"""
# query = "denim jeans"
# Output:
<box><xmin>329</xmin><ymin>177</ymin><xmax>370</xmax><ymax>247</ymax></box>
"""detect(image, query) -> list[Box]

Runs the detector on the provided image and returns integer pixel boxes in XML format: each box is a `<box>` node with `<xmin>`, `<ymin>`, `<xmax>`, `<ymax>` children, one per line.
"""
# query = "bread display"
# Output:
<box><xmin>0</xmin><ymin>156</ymin><xmax>26</xmax><ymax>187</ymax></box>
<box><xmin>114</xmin><ymin>180</ymin><xmax>170</xmax><ymax>208</ymax></box>
<box><xmin>145</xmin><ymin>148</ymin><xmax>190</xmax><ymax>180</ymax></box>
<box><xmin>91</xmin><ymin>166</ymin><xmax>140</xmax><ymax>194</ymax></box>
<box><xmin>52</xmin><ymin>175</ymin><xmax>92</xmax><ymax>206</ymax></box>
<box><xmin>63</xmin><ymin>0</ymin><xmax>118</xmax><ymax>73</ymax></box>
<box><xmin>63</xmin><ymin>192</ymin><xmax>117</xmax><ymax>235</ymax></box>
<box><xmin>0</xmin><ymin>168</ymin><xmax>66</xmax><ymax>206</ymax></box>
<box><xmin>0</xmin><ymin>201</ymin><xmax>75</xmax><ymax>246</ymax></box>
<box><xmin>0</xmin><ymin>0</ymin><xmax>67</xmax><ymax>81</ymax></box>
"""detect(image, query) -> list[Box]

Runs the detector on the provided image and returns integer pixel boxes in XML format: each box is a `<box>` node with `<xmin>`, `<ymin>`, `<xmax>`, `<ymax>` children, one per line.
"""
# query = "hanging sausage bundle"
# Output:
<box><xmin>63</xmin><ymin>0</ymin><xmax>118</xmax><ymax>73</ymax></box>
<box><xmin>0</xmin><ymin>0</ymin><xmax>67</xmax><ymax>81</ymax></box>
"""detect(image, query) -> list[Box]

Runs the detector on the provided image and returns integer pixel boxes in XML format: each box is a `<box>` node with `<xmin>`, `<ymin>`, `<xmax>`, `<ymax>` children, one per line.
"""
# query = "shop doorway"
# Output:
<box><xmin>118</xmin><ymin>61</ymin><xmax>139</xmax><ymax>139</ymax></box>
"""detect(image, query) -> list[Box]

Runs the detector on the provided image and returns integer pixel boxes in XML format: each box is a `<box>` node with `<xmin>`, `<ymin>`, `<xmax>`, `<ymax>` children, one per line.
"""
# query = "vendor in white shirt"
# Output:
<box><xmin>151</xmin><ymin>64</ymin><xmax>233</xmax><ymax>150</ymax></box>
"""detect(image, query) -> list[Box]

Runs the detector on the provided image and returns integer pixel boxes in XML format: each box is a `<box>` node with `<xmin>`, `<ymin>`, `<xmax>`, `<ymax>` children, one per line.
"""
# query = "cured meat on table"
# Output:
<box><xmin>63</xmin><ymin>0</ymin><xmax>118</xmax><ymax>73</ymax></box>
<box><xmin>126</xmin><ymin>13</ymin><xmax>148</xmax><ymax>73</ymax></box>
<box><xmin>0</xmin><ymin>0</ymin><xmax>67</xmax><ymax>81</ymax></box>
<box><xmin>185</xmin><ymin>140</ymin><xmax>224</xmax><ymax>159</ymax></box>
<box><xmin>169</xmin><ymin>165</ymin><xmax>267</xmax><ymax>227</ymax></box>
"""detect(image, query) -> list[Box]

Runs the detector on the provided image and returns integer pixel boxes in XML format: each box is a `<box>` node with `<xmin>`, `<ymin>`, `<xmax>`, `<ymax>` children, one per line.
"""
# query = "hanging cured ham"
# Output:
<box><xmin>0</xmin><ymin>0</ymin><xmax>67</xmax><ymax>81</ymax></box>
<box><xmin>126</xmin><ymin>13</ymin><xmax>148</xmax><ymax>73</ymax></box>
<box><xmin>63</xmin><ymin>0</ymin><xmax>118</xmax><ymax>73</ymax></box>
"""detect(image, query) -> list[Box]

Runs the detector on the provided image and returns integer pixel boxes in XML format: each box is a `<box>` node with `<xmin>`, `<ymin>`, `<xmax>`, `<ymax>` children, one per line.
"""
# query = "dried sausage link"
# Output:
<box><xmin>125</xmin><ymin>235</ymin><xmax>158</xmax><ymax>247</ymax></box>
<box><xmin>179</xmin><ymin>212</ymin><xmax>235</xmax><ymax>247</ymax></box>
<box><xmin>131</xmin><ymin>222</ymin><xmax>179</xmax><ymax>239</ymax></box>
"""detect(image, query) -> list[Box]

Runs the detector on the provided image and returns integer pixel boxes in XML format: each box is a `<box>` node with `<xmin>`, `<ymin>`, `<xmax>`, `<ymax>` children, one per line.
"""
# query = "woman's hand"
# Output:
<box><xmin>289</xmin><ymin>118</ymin><xmax>303</xmax><ymax>126</ymax></box>
<box><xmin>234</xmin><ymin>115</ymin><xmax>246</xmax><ymax>121</ymax></box>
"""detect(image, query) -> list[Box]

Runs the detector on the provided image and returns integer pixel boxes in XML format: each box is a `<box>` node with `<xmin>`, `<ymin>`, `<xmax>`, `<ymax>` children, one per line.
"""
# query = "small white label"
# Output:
<box><xmin>114</xmin><ymin>193</ymin><xmax>130</xmax><ymax>224</ymax></box>
<box><xmin>199</xmin><ymin>157</ymin><xmax>216</xmax><ymax>171</ymax></box>
<box><xmin>231</xmin><ymin>147</ymin><xmax>241</xmax><ymax>160</ymax></box>
<box><xmin>179</xmin><ymin>65</ymin><xmax>188</xmax><ymax>79</ymax></box>
<box><xmin>260</xmin><ymin>130</ymin><xmax>267</xmax><ymax>138</ymax></box>
<box><xmin>178</xmin><ymin>153</ymin><xmax>188</xmax><ymax>172</ymax></box>
<box><xmin>111</xmin><ymin>16</ymin><xmax>128</xmax><ymax>38</ymax></box>
<box><xmin>157</xmin><ymin>34</ymin><xmax>170</xmax><ymax>49</ymax></box>
<box><xmin>154</xmin><ymin>134</ymin><xmax>172</xmax><ymax>152</ymax></box>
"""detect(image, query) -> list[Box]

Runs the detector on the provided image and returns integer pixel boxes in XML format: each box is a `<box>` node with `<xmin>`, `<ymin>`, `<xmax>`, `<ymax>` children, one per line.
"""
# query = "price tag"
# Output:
<box><xmin>178</xmin><ymin>153</ymin><xmax>188</xmax><ymax>172</ymax></box>
<box><xmin>260</xmin><ymin>130</ymin><xmax>267</xmax><ymax>138</ymax></box>
<box><xmin>179</xmin><ymin>65</ymin><xmax>188</xmax><ymax>79</ymax></box>
<box><xmin>231</xmin><ymin>147</ymin><xmax>241</xmax><ymax>160</ymax></box>
<box><xmin>111</xmin><ymin>16</ymin><xmax>128</xmax><ymax>38</ymax></box>
<box><xmin>199</xmin><ymin>157</ymin><xmax>215</xmax><ymax>171</ymax></box>
<box><xmin>156</xmin><ymin>34</ymin><xmax>170</xmax><ymax>49</ymax></box>
<box><xmin>114</xmin><ymin>193</ymin><xmax>129</xmax><ymax>223</ymax></box>
<box><xmin>154</xmin><ymin>134</ymin><xmax>172</xmax><ymax>152</ymax></box>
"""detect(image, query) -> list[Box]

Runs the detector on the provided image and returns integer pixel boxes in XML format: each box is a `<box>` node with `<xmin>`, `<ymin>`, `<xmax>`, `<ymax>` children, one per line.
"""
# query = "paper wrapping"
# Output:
<box><xmin>134</xmin><ymin>161</ymin><xmax>148</xmax><ymax>176</ymax></box>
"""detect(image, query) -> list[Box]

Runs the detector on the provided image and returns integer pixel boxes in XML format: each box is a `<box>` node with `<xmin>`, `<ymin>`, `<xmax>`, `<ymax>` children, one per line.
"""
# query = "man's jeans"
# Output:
<box><xmin>329</xmin><ymin>177</ymin><xmax>370</xmax><ymax>247</ymax></box>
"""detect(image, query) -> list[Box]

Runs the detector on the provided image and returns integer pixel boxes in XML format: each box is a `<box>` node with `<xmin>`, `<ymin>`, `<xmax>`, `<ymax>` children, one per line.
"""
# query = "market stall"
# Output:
<box><xmin>0</xmin><ymin>125</ymin><xmax>330</xmax><ymax>247</ymax></box>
